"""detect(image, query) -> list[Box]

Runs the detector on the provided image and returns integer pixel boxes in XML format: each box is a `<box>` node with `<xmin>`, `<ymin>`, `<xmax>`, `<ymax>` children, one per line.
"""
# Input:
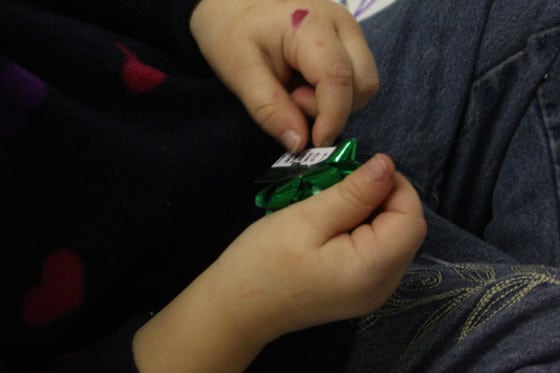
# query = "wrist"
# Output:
<box><xmin>132</xmin><ymin>264</ymin><xmax>267</xmax><ymax>372</ymax></box>
<box><xmin>200</xmin><ymin>258</ymin><xmax>283</xmax><ymax>347</ymax></box>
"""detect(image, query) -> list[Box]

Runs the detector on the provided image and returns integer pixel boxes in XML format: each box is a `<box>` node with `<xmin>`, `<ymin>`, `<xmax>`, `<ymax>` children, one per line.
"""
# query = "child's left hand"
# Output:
<box><xmin>208</xmin><ymin>153</ymin><xmax>426</xmax><ymax>344</ymax></box>
<box><xmin>133</xmin><ymin>154</ymin><xmax>426</xmax><ymax>372</ymax></box>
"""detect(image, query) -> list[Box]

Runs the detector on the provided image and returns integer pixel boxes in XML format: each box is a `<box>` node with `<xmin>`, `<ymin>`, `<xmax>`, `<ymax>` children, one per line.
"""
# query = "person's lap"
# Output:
<box><xmin>340</xmin><ymin>0</ymin><xmax>560</xmax><ymax>370</ymax></box>
<box><xmin>345</xmin><ymin>0</ymin><xmax>560</xmax><ymax>265</ymax></box>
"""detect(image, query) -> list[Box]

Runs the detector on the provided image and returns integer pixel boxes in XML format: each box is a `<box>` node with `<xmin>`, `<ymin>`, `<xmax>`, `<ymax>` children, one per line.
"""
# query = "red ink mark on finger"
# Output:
<box><xmin>291</xmin><ymin>8</ymin><xmax>309</xmax><ymax>29</ymax></box>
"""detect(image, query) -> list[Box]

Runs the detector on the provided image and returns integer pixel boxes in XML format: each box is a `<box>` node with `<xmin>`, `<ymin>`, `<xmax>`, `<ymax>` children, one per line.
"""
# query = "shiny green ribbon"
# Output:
<box><xmin>255</xmin><ymin>138</ymin><xmax>361</xmax><ymax>213</ymax></box>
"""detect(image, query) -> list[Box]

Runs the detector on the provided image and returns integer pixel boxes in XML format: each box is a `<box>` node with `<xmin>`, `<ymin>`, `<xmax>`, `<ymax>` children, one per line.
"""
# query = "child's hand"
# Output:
<box><xmin>207</xmin><ymin>153</ymin><xmax>426</xmax><ymax>345</ymax></box>
<box><xmin>190</xmin><ymin>0</ymin><xmax>379</xmax><ymax>153</ymax></box>
<box><xmin>133</xmin><ymin>154</ymin><xmax>426</xmax><ymax>372</ymax></box>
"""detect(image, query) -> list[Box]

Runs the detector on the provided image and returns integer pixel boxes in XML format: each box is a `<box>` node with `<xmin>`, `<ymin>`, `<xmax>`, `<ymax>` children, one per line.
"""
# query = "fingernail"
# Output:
<box><xmin>321</xmin><ymin>136</ymin><xmax>336</xmax><ymax>147</ymax></box>
<box><xmin>365</xmin><ymin>154</ymin><xmax>387</xmax><ymax>181</ymax></box>
<box><xmin>281</xmin><ymin>129</ymin><xmax>301</xmax><ymax>153</ymax></box>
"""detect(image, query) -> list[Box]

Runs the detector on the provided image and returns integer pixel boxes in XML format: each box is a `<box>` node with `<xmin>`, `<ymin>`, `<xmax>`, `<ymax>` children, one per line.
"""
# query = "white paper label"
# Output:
<box><xmin>271</xmin><ymin>146</ymin><xmax>336</xmax><ymax>168</ymax></box>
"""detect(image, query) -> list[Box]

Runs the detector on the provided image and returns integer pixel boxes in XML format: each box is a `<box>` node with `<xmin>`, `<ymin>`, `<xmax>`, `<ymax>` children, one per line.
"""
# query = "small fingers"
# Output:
<box><xmin>284</xmin><ymin>11</ymin><xmax>353</xmax><ymax>146</ymax></box>
<box><xmin>287</xmin><ymin>9</ymin><xmax>379</xmax><ymax>147</ymax></box>
<box><xmin>313</xmin><ymin>60</ymin><xmax>355</xmax><ymax>147</ymax></box>
<box><xmin>335</xmin><ymin>13</ymin><xmax>379</xmax><ymax>111</ymax></box>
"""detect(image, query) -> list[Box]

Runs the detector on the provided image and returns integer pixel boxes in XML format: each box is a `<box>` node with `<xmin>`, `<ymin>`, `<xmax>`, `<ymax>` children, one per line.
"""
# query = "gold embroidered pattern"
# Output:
<box><xmin>460</xmin><ymin>271</ymin><xmax>560</xmax><ymax>339</ymax></box>
<box><xmin>358</xmin><ymin>263</ymin><xmax>560</xmax><ymax>351</ymax></box>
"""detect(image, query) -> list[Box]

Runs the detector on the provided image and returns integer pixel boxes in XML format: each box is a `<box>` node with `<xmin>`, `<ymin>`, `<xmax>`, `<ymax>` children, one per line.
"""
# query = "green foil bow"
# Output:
<box><xmin>255</xmin><ymin>138</ymin><xmax>361</xmax><ymax>213</ymax></box>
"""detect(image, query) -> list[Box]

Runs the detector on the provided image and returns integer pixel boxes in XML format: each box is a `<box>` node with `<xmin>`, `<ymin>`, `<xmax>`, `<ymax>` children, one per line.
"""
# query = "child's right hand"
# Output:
<box><xmin>190</xmin><ymin>0</ymin><xmax>379</xmax><ymax>153</ymax></box>
<box><xmin>134</xmin><ymin>153</ymin><xmax>426</xmax><ymax>372</ymax></box>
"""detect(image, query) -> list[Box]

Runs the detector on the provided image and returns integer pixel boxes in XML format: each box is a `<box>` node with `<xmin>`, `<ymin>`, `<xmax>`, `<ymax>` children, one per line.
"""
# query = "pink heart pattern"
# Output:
<box><xmin>23</xmin><ymin>249</ymin><xmax>84</xmax><ymax>326</ymax></box>
<box><xmin>116</xmin><ymin>42</ymin><xmax>166</xmax><ymax>94</ymax></box>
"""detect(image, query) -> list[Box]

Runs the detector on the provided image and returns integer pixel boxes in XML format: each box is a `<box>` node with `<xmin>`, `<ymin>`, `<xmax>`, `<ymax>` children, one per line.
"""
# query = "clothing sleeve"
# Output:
<box><xmin>45</xmin><ymin>315</ymin><xmax>151</xmax><ymax>373</ymax></box>
<box><xmin>23</xmin><ymin>0</ymin><xmax>202</xmax><ymax>59</ymax></box>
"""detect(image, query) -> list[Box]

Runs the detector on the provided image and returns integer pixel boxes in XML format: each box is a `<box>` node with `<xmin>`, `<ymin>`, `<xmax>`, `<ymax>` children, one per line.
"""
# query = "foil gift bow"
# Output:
<box><xmin>255</xmin><ymin>138</ymin><xmax>361</xmax><ymax>213</ymax></box>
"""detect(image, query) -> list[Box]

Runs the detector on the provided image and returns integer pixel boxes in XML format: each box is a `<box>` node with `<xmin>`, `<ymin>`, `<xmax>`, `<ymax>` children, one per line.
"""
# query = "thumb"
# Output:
<box><xmin>299</xmin><ymin>153</ymin><xmax>396</xmax><ymax>235</ymax></box>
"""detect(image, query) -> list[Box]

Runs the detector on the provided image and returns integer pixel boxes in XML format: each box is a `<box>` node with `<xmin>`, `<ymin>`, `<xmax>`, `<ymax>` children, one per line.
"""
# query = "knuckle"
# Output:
<box><xmin>352</xmin><ymin>76</ymin><xmax>379</xmax><ymax>111</ymax></box>
<box><xmin>338</xmin><ymin>175</ymin><xmax>371</xmax><ymax>210</ymax></box>
<box><xmin>252</xmin><ymin>100</ymin><xmax>279</xmax><ymax>129</ymax></box>
<box><xmin>326</xmin><ymin>62</ymin><xmax>353</xmax><ymax>87</ymax></box>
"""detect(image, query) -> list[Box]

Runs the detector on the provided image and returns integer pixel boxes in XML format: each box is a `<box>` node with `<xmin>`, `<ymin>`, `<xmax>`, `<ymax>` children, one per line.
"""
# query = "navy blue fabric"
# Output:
<box><xmin>343</xmin><ymin>0</ymin><xmax>560</xmax><ymax>370</ymax></box>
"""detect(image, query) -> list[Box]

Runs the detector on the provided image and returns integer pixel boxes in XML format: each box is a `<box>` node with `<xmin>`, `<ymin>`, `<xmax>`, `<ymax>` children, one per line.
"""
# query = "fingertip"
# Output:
<box><xmin>257</xmin><ymin>94</ymin><xmax>310</xmax><ymax>153</ymax></box>
<box><xmin>280</xmin><ymin>129</ymin><xmax>304</xmax><ymax>153</ymax></box>
<box><xmin>312</xmin><ymin>132</ymin><xmax>336</xmax><ymax>148</ymax></box>
<box><xmin>363</xmin><ymin>153</ymin><xmax>394</xmax><ymax>182</ymax></box>
<box><xmin>311</xmin><ymin>118</ymin><xmax>344</xmax><ymax>148</ymax></box>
